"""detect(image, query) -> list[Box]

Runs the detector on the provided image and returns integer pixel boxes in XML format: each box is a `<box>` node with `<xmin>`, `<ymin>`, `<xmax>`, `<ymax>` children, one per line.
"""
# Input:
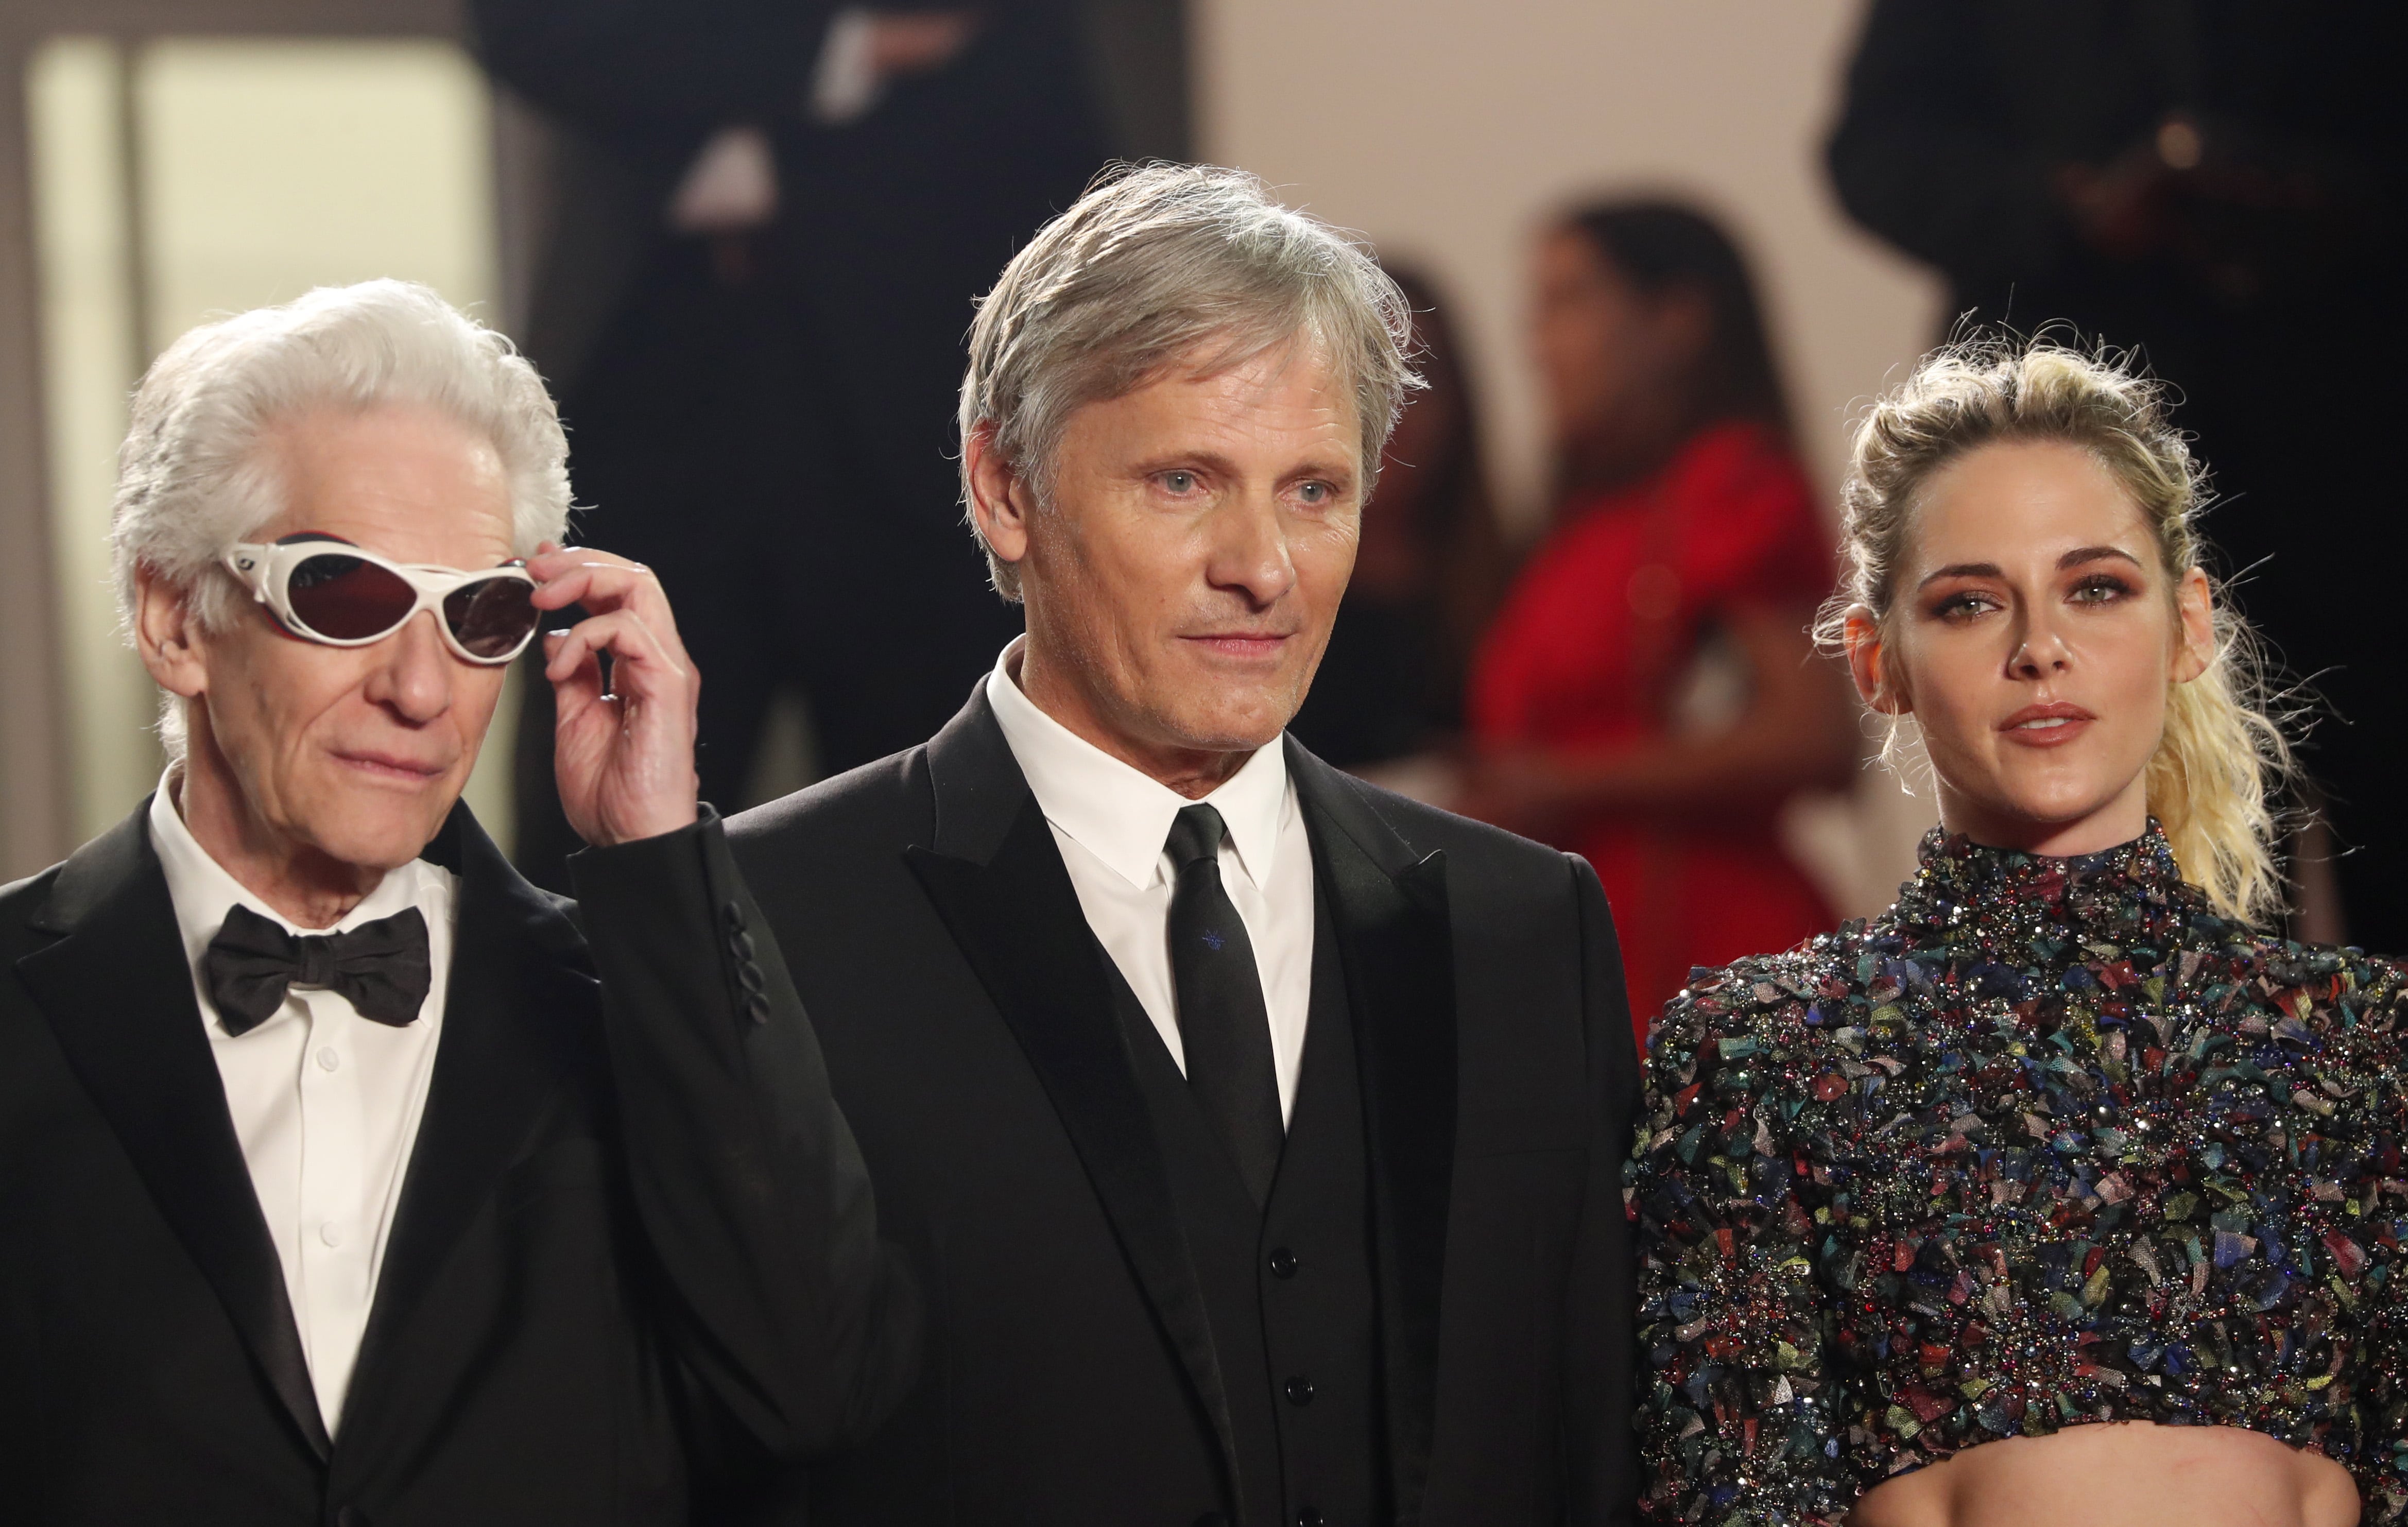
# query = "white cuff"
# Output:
<box><xmin>665</xmin><ymin>126</ymin><xmax>780</xmax><ymax>233</ymax></box>
<box><xmin>810</xmin><ymin>8</ymin><xmax>884</xmax><ymax>125</ymax></box>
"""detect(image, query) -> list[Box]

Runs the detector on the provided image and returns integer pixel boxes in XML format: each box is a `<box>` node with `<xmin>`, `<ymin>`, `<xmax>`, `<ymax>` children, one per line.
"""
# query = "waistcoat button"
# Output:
<box><xmin>1268</xmin><ymin>1246</ymin><xmax>1299</xmax><ymax>1278</ymax></box>
<box><xmin>1296</xmin><ymin>1509</ymin><xmax>1325</xmax><ymax>1527</ymax></box>
<box><xmin>1283</xmin><ymin>1375</ymin><xmax>1314</xmax><ymax>1406</ymax></box>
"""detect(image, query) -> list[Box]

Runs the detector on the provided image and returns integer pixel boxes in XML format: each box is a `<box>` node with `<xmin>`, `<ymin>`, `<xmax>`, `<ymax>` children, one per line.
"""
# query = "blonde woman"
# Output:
<box><xmin>1631</xmin><ymin>339</ymin><xmax>2403</xmax><ymax>1526</ymax></box>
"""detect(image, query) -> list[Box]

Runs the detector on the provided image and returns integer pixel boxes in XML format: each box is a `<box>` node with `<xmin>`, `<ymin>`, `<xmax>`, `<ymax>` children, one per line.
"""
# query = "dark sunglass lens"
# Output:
<box><xmin>285</xmin><ymin>554</ymin><xmax>416</xmax><ymax>640</ymax></box>
<box><xmin>444</xmin><ymin>576</ymin><xmax>539</xmax><ymax>659</ymax></box>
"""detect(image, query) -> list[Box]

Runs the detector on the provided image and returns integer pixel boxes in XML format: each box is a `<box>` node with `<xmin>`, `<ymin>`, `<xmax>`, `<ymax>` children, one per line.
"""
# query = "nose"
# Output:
<box><xmin>2008</xmin><ymin>610</ymin><xmax>2072</xmax><ymax>679</ymax></box>
<box><xmin>1206</xmin><ymin>488</ymin><xmax>1298</xmax><ymax>610</ymax></box>
<box><xmin>363</xmin><ymin>610</ymin><xmax>456</xmax><ymax>724</ymax></box>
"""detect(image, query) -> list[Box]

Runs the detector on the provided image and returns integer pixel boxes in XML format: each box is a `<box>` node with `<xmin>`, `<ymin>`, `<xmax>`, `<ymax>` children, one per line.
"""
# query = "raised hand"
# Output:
<box><xmin>529</xmin><ymin>543</ymin><xmax>700</xmax><ymax>847</ymax></box>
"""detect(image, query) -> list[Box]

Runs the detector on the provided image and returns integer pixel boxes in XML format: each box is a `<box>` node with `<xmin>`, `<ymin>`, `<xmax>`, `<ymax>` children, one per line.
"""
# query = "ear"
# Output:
<box><xmin>1842</xmin><ymin>606</ymin><xmax>1908</xmax><ymax>714</ymax></box>
<box><xmin>963</xmin><ymin>420</ymin><xmax>1034</xmax><ymax>572</ymax></box>
<box><xmin>2171</xmin><ymin>565</ymin><xmax>2214</xmax><ymax>684</ymax></box>
<box><xmin>133</xmin><ymin>563</ymin><xmax>212</xmax><ymax>704</ymax></box>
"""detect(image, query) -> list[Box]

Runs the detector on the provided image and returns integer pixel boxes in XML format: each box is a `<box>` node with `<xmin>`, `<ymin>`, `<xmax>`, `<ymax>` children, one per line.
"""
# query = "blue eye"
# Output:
<box><xmin>1162</xmin><ymin>471</ymin><xmax>1197</xmax><ymax>493</ymax></box>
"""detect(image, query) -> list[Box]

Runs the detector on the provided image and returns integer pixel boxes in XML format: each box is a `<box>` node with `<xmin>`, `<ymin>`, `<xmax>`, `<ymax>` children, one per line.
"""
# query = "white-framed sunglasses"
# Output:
<box><xmin>222</xmin><ymin>533</ymin><xmax>542</xmax><ymax>665</ymax></box>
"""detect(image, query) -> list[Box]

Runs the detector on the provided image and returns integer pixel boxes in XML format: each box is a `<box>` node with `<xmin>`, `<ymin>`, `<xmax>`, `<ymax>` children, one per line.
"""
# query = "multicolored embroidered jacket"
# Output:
<box><xmin>1629</xmin><ymin>825</ymin><xmax>2408</xmax><ymax>1523</ymax></box>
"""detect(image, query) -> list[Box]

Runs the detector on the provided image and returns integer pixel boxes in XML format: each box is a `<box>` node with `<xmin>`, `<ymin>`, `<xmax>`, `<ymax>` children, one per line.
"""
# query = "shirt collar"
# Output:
<box><xmin>984</xmin><ymin>639</ymin><xmax>1290</xmax><ymax>893</ymax></box>
<box><xmin>147</xmin><ymin>771</ymin><xmax>452</xmax><ymax>978</ymax></box>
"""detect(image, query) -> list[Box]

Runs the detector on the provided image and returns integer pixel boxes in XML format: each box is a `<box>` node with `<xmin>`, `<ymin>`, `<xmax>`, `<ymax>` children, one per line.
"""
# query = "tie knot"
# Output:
<box><xmin>1164</xmin><ymin>803</ymin><xmax>1228</xmax><ymax>871</ymax></box>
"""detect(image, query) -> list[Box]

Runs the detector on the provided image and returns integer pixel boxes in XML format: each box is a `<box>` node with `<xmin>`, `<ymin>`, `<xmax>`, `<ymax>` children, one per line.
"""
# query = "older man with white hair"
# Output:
<box><xmin>0</xmin><ymin>280</ymin><xmax>916</xmax><ymax>1524</ymax></box>
<box><xmin>730</xmin><ymin>166</ymin><xmax>1642</xmax><ymax>1526</ymax></box>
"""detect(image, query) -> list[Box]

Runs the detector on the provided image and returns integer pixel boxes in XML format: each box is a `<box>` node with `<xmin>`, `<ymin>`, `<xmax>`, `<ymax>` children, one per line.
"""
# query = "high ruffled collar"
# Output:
<box><xmin>1889</xmin><ymin>819</ymin><xmax>2198</xmax><ymax>943</ymax></box>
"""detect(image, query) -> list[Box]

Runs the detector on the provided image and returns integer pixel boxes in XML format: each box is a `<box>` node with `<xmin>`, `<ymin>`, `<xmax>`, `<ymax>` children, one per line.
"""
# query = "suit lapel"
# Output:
<box><xmin>1288</xmin><ymin>741</ymin><xmax>1457</xmax><ymax>1521</ymax></box>
<box><xmin>344</xmin><ymin>805</ymin><xmax>594</xmax><ymax>1422</ymax></box>
<box><xmin>15</xmin><ymin>803</ymin><xmax>333</xmax><ymax>1461</ymax></box>
<box><xmin>903</xmin><ymin>689</ymin><xmax>1246</xmax><ymax>1512</ymax></box>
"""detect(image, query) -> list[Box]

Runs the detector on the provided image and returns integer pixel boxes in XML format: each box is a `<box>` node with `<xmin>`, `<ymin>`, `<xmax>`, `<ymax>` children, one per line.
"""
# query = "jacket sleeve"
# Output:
<box><xmin>568</xmin><ymin>810</ymin><xmax>921</xmax><ymax>1460</ymax></box>
<box><xmin>469</xmin><ymin>0</ymin><xmax>838</xmax><ymax>134</ymax></box>
<box><xmin>1630</xmin><ymin>965</ymin><xmax>1860</xmax><ymax>1525</ymax></box>
<box><xmin>1562</xmin><ymin>853</ymin><xmax>1644</xmax><ymax>1524</ymax></box>
<box><xmin>1824</xmin><ymin>0</ymin><xmax>2073</xmax><ymax>297</ymax></box>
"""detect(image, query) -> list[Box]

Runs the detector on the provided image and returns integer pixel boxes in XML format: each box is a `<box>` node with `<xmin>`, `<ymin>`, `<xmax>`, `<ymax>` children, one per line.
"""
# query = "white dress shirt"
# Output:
<box><xmin>148</xmin><ymin>778</ymin><xmax>456</xmax><ymax>1435</ymax></box>
<box><xmin>985</xmin><ymin>641</ymin><xmax>1316</xmax><ymax>1122</ymax></box>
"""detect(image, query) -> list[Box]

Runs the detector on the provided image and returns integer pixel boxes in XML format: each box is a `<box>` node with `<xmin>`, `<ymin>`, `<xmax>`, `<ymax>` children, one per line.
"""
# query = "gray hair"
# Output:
<box><xmin>958</xmin><ymin>162</ymin><xmax>1419</xmax><ymax>598</ymax></box>
<box><xmin>110</xmin><ymin>278</ymin><xmax>571</xmax><ymax>758</ymax></box>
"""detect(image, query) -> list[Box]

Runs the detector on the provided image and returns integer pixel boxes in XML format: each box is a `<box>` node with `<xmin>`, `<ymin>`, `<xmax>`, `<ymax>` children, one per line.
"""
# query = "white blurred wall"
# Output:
<box><xmin>1195</xmin><ymin>0</ymin><xmax>1949</xmax><ymax>916</ymax></box>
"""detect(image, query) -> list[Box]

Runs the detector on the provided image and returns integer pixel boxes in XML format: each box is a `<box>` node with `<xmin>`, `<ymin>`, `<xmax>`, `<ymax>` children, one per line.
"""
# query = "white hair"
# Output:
<box><xmin>959</xmin><ymin>162</ymin><xmax>1420</xmax><ymax>599</ymax></box>
<box><xmin>110</xmin><ymin>278</ymin><xmax>571</xmax><ymax>758</ymax></box>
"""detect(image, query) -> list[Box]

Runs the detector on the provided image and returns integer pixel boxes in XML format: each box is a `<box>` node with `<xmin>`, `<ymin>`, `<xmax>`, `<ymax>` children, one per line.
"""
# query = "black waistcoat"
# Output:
<box><xmin>1105</xmin><ymin>888</ymin><xmax>1382</xmax><ymax>1527</ymax></box>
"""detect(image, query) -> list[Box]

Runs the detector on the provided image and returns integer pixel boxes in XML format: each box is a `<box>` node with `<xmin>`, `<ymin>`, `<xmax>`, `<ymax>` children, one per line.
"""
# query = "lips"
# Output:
<box><xmin>1181</xmin><ymin>632</ymin><xmax>1294</xmax><ymax>659</ymax></box>
<box><xmin>333</xmin><ymin>749</ymin><xmax>450</xmax><ymax>781</ymax></box>
<box><xmin>1999</xmin><ymin>701</ymin><xmax>2095</xmax><ymax>747</ymax></box>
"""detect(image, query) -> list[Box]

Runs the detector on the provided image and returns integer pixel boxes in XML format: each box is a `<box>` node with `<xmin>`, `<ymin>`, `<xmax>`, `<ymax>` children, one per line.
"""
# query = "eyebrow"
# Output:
<box><xmin>1915</xmin><ymin>545</ymin><xmax>2145</xmax><ymax>590</ymax></box>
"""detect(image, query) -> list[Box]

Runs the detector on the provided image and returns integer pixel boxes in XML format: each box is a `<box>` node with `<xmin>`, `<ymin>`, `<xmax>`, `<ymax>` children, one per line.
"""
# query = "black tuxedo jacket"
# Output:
<box><xmin>728</xmin><ymin>688</ymin><xmax>1643</xmax><ymax>1525</ymax></box>
<box><xmin>0</xmin><ymin>803</ymin><xmax>918</xmax><ymax>1525</ymax></box>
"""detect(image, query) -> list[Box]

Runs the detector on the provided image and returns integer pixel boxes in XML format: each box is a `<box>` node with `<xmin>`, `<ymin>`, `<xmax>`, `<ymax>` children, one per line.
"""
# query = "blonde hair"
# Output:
<box><xmin>1817</xmin><ymin>337</ymin><xmax>2295</xmax><ymax>925</ymax></box>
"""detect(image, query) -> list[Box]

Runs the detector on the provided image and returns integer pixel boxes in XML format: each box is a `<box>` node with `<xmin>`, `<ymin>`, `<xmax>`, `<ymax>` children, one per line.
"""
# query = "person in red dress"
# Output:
<box><xmin>1461</xmin><ymin>201</ymin><xmax>1855</xmax><ymax>1040</ymax></box>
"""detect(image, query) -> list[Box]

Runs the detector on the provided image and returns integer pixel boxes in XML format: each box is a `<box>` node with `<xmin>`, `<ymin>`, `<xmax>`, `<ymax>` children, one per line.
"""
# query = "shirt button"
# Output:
<box><xmin>1268</xmin><ymin>1246</ymin><xmax>1299</xmax><ymax>1279</ymax></box>
<box><xmin>1283</xmin><ymin>1375</ymin><xmax>1314</xmax><ymax>1406</ymax></box>
<box><xmin>317</xmin><ymin>1046</ymin><xmax>341</xmax><ymax>1072</ymax></box>
<box><xmin>319</xmin><ymin>1222</ymin><xmax>344</xmax><ymax>1248</ymax></box>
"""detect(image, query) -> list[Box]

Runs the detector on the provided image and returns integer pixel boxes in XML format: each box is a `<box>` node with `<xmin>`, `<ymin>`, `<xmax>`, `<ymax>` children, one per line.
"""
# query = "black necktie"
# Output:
<box><xmin>202</xmin><ymin>903</ymin><xmax>434</xmax><ymax>1037</ymax></box>
<box><xmin>1164</xmin><ymin>803</ymin><xmax>1284</xmax><ymax>1204</ymax></box>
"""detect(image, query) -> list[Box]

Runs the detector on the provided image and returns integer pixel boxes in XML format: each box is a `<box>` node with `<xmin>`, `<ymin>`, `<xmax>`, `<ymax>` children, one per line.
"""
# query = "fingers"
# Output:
<box><xmin>525</xmin><ymin>543</ymin><xmax>695</xmax><ymax>673</ymax></box>
<box><xmin>542</xmin><ymin>607</ymin><xmax>693</xmax><ymax>707</ymax></box>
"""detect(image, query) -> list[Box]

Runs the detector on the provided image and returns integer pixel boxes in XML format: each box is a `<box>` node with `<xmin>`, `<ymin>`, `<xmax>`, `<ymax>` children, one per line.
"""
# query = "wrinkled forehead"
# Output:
<box><xmin>254</xmin><ymin>401</ymin><xmax>515</xmax><ymax>567</ymax></box>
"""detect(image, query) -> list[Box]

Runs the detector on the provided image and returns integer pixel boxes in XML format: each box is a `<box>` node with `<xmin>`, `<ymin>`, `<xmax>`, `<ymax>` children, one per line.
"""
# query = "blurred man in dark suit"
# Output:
<box><xmin>472</xmin><ymin>0</ymin><xmax>1109</xmax><ymax>887</ymax></box>
<box><xmin>1828</xmin><ymin>0</ymin><xmax>2408</xmax><ymax>948</ymax></box>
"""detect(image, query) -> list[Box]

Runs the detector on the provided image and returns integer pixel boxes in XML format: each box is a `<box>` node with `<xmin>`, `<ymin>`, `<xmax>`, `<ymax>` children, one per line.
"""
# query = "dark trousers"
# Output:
<box><xmin>513</xmin><ymin>233</ymin><xmax>1021</xmax><ymax>889</ymax></box>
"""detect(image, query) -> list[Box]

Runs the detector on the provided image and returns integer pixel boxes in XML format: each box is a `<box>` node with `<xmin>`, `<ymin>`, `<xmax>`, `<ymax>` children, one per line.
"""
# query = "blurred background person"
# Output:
<box><xmin>1460</xmin><ymin>201</ymin><xmax>1855</xmax><ymax>1035</ymax></box>
<box><xmin>470</xmin><ymin>0</ymin><xmax>1110</xmax><ymax>888</ymax></box>
<box><xmin>1287</xmin><ymin>266</ymin><xmax>1507</xmax><ymax>770</ymax></box>
<box><xmin>1828</xmin><ymin>0</ymin><xmax>2407</xmax><ymax>949</ymax></box>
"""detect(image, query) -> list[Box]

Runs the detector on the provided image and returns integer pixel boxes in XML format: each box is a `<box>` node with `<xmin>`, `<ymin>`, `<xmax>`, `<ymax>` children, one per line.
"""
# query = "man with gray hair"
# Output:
<box><xmin>731</xmin><ymin>165</ymin><xmax>1641</xmax><ymax>1525</ymax></box>
<box><xmin>0</xmin><ymin>280</ymin><xmax>916</xmax><ymax>1522</ymax></box>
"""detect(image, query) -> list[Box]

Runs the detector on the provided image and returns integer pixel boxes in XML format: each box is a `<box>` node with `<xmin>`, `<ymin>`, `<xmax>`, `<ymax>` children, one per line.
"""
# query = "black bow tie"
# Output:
<box><xmin>202</xmin><ymin>903</ymin><xmax>434</xmax><ymax>1037</ymax></box>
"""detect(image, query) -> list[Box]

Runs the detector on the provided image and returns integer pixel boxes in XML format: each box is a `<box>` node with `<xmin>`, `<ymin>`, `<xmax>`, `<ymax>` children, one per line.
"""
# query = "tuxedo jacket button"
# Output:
<box><xmin>727</xmin><ymin>929</ymin><xmax>756</xmax><ymax>962</ymax></box>
<box><xmin>723</xmin><ymin>901</ymin><xmax>746</xmax><ymax>931</ymax></box>
<box><xmin>746</xmin><ymin>992</ymin><xmax>773</xmax><ymax>1024</ymax></box>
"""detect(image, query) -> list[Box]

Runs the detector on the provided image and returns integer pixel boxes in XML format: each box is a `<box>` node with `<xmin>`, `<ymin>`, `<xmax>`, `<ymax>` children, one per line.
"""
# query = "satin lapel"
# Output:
<box><xmin>905</xmin><ymin>689</ymin><xmax>1245</xmax><ymax>1511</ymax></box>
<box><xmin>1288</xmin><ymin>742</ymin><xmax>1457</xmax><ymax>1522</ymax></box>
<box><xmin>345</xmin><ymin>805</ymin><xmax>594</xmax><ymax>1418</ymax></box>
<box><xmin>16</xmin><ymin>805</ymin><xmax>332</xmax><ymax>1460</ymax></box>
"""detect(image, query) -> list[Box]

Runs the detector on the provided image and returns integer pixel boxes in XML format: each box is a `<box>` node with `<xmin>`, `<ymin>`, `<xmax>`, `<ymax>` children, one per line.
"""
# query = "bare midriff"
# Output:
<box><xmin>1846</xmin><ymin>1421</ymin><xmax>2361</xmax><ymax>1527</ymax></box>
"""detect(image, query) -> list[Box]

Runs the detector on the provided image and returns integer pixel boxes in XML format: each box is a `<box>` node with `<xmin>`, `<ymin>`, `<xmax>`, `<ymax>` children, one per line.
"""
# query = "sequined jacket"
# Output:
<box><xmin>1629</xmin><ymin>825</ymin><xmax>2408</xmax><ymax>1524</ymax></box>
